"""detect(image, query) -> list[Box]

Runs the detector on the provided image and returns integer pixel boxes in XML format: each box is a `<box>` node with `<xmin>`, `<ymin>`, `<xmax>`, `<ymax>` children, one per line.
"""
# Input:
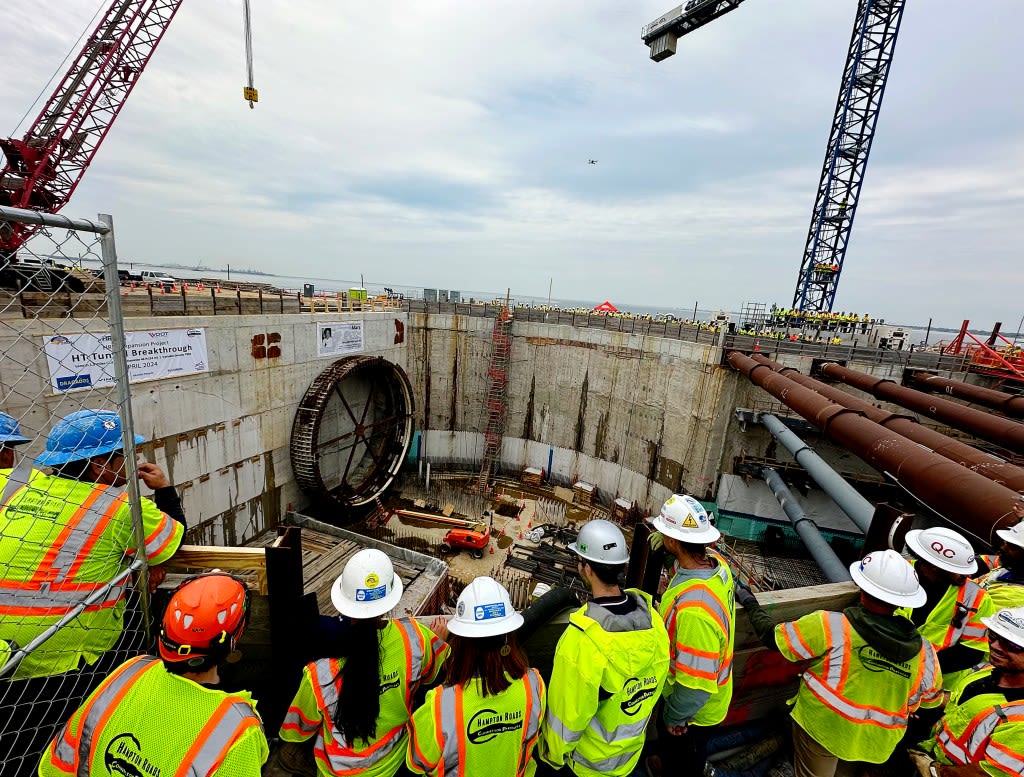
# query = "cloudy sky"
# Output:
<box><xmin>2</xmin><ymin>0</ymin><xmax>1022</xmax><ymax>329</ymax></box>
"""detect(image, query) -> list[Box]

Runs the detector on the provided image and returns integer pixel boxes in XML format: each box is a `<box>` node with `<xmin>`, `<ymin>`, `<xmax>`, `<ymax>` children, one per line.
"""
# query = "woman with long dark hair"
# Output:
<box><xmin>407</xmin><ymin>576</ymin><xmax>545</xmax><ymax>777</ymax></box>
<box><xmin>280</xmin><ymin>549</ymin><xmax>448</xmax><ymax>777</ymax></box>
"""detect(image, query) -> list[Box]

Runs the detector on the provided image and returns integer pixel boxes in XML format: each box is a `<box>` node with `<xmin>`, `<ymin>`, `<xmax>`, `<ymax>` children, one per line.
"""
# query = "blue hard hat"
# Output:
<box><xmin>35</xmin><ymin>410</ymin><xmax>144</xmax><ymax>467</ymax></box>
<box><xmin>0</xmin><ymin>413</ymin><xmax>29</xmax><ymax>446</ymax></box>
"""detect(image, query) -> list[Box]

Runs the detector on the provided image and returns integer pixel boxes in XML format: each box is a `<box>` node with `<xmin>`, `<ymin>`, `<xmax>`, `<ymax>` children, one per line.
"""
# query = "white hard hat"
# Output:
<box><xmin>651</xmin><ymin>494</ymin><xmax>720</xmax><ymax>544</ymax></box>
<box><xmin>447</xmin><ymin>576</ymin><xmax>524</xmax><ymax>638</ymax></box>
<box><xmin>905</xmin><ymin>527</ymin><xmax>978</xmax><ymax>575</ymax></box>
<box><xmin>982</xmin><ymin>606</ymin><xmax>1024</xmax><ymax>650</ymax></box>
<box><xmin>331</xmin><ymin>549</ymin><xmax>403</xmax><ymax>619</ymax></box>
<box><xmin>569</xmin><ymin>519</ymin><xmax>630</xmax><ymax>564</ymax></box>
<box><xmin>996</xmin><ymin>520</ymin><xmax>1024</xmax><ymax>551</ymax></box>
<box><xmin>849</xmin><ymin>549</ymin><xmax>926</xmax><ymax>608</ymax></box>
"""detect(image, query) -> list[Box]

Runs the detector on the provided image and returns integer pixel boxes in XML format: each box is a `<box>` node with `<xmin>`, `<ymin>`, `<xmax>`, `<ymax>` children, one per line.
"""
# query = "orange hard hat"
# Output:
<box><xmin>158</xmin><ymin>572</ymin><xmax>250</xmax><ymax>667</ymax></box>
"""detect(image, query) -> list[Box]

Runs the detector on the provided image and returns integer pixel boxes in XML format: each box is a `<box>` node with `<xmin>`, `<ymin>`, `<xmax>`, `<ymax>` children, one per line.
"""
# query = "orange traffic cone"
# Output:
<box><xmin>489</xmin><ymin>545</ymin><xmax>494</xmax><ymax>554</ymax></box>
<box><xmin>527</xmin><ymin>520</ymin><xmax>532</xmax><ymax>528</ymax></box>
<box><xmin>518</xmin><ymin>531</ymin><xmax>523</xmax><ymax>540</ymax></box>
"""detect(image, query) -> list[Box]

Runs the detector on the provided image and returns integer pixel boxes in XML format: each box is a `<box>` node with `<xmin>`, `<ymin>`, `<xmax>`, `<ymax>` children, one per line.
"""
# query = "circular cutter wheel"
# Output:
<box><xmin>291</xmin><ymin>355</ymin><xmax>415</xmax><ymax>510</ymax></box>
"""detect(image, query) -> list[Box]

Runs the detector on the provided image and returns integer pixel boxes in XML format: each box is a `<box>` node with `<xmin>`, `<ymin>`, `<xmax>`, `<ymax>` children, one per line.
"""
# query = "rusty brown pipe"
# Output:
<box><xmin>909</xmin><ymin>372</ymin><xmax>1024</xmax><ymax>420</ymax></box>
<box><xmin>818</xmin><ymin>362</ymin><xmax>1024</xmax><ymax>456</ymax></box>
<box><xmin>728</xmin><ymin>351</ymin><xmax>1023</xmax><ymax>544</ymax></box>
<box><xmin>750</xmin><ymin>354</ymin><xmax>1024</xmax><ymax>493</ymax></box>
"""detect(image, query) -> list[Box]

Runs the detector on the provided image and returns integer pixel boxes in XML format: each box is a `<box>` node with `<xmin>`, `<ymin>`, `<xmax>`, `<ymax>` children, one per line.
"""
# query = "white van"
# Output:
<box><xmin>140</xmin><ymin>271</ymin><xmax>176</xmax><ymax>285</ymax></box>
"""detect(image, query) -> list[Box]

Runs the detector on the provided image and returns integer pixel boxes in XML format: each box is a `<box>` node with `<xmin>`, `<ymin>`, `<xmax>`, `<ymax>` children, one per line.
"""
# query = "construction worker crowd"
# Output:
<box><xmin>1</xmin><ymin>410</ymin><xmax>1024</xmax><ymax>776</ymax></box>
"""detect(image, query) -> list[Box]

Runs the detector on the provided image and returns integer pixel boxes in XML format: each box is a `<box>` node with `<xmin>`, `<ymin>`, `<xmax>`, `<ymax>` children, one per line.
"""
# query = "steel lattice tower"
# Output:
<box><xmin>793</xmin><ymin>0</ymin><xmax>907</xmax><ymax>313</ymax></box>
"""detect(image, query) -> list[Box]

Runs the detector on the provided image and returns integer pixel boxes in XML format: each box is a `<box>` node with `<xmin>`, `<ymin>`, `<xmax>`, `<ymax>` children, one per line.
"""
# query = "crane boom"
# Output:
<box><xmin>0</xmin><ymin>0</ymin><xmax>185</xmax><ymax>256</ymax></box>
<box><xmin>641</xmin><ymin>0</ymin><xmax>907</xmax><ymax>314</ymax></box>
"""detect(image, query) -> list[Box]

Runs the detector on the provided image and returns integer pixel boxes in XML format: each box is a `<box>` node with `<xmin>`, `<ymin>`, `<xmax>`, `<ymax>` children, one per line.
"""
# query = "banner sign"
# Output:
<box><xmin>43</xmin><ymin>328</ymin><xmax>209</xmax><ymax>393</ymax></box>
<box><xmin>318</xmin><ymin>321</ymin><xmax>364</xmax><ymax>357</ymax></box>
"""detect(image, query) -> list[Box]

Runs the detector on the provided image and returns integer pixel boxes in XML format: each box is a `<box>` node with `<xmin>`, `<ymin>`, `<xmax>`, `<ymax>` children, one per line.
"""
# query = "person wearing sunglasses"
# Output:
<box><xmin>918</xmin><ymin>606</ymin><xmax>1024</xmax><ymax>776</ymax></box>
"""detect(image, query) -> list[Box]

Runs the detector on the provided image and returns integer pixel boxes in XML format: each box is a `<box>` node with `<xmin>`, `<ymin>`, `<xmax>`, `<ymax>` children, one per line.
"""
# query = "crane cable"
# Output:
<box><xmin>242</xmin><ymin>0</ymin><xmax>258</xmax><ymax>108</ymax></box>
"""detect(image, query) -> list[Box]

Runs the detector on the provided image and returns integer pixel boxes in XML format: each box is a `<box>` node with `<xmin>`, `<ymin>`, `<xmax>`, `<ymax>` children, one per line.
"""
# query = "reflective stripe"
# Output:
<box><xmin>315</xmin><ymin>725</ymin><xmax>404</xmax><ymax>774</ymax></box>
<box><xmin>987</xmin><ymin>739</ymin><xmax>1024</xmax><ymax>776</ymax></box>
<box><xmin>437</xmin><ymin>685</ymin><xmax>461</xmax><ymax>777</ymax></box>
<box><xmin>946</xmin><ymin>581</ymin><xmax>986</xmax><ymax>647</ymax></box>
<box><xmin>0</xmin><ymin>484</ymin><xmax>128</xmax><ymax>618</ymax></box>
<box><xmin>781</xmin><ymin>622</ymin><xmax>814</xmax><ymax>660</ymax></box>
<box><xmin>907</xmin><ymin>643</ymin><xmax>939</xmax><ymax>710</ymax></box>
<box><xmin>962</xmin><ymin>703</ymin><xmax>1024</xmax><ymax>761</ymax></box>
<box><xmin>144</xmin><ymin>514</ymin><xmax>180</xmax><ymax>559</ymax></box>
<box><xmin>821</xmin><ymin>612</ymin><xmax>848</xmax><ymax>690</ymax></box>
<box><xmin>519</xmin><ymin>669</ymin><xmax>543</xmax><ymax>777</ymax></box>
<box><xmin>76</xmin><ymin>656</ymin><xmax>159</xmax><ymax>774</ymax></box>
<box><xmin>587</xmin><ymin>715</ymin><xmax>650</xmax><ymax>743</ymax></box>
<box><xmin>672</xmin><ymin>644</ymin><xmax>719</xmax><ymax>680</ymax></box>
<box><xmin>281</xmin><ymin>705</ymin><xmax>320</xmax><ymax>738</ymax></box>
<box><xmin>571</xmin><ymin>747</ymin><xmax>637</xmax><ymax>773</ymax></box>
<box><xmin>802</xmin><ymin>672</ymin><xmax>907</xmax><ymax>729</ymax></box>
<box><xmin>396</xmin><ymin>618</ymin><xmax>427</xmax><ymax>685</ymax></box>
<box><xmin>544</xmin><ymin>708</ymin><xmax>584</xmax><ymax>745</ymax></box>
<box><xmin>175</xmin><ymin>698</ymin><xmax>261</xmax><ymax>777</ymax></box>
<box><xmin>673</xmin><ymin>587</ymin><xmax>730</xmax><ymax>634</ymax></box>
<box><xmin>936</xmin><ymin>725</ymin><xmax>970</xmax><ymax>764</ymax></box>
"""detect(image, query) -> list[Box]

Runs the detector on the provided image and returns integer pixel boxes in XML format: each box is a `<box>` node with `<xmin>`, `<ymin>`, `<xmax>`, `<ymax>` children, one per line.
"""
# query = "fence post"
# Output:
<box><xmin>98</xmin><ymin>213</ymin><xmax>152</xmax><ymax>637</ymax></box>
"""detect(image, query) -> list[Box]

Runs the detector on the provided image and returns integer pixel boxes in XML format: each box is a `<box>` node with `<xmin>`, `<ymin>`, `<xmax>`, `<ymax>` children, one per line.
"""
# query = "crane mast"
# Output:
<box><xmin>641</xmin><ymin>0</ymin><xmax>907</xmax><ymax>314</ymax></box>
<box><xmin>0</xmin><ymin>0</ymin><xmax>185</xmax><ymax>257</ymax></box>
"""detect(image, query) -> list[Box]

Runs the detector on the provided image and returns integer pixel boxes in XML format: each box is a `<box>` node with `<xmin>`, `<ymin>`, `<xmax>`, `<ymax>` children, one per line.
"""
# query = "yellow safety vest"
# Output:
<box><xmin>39</xmin><ymin>654</ymin><xmax>267</xmax><ymax>777</ymax></box>
<box><xmin>280</xmin><ymin>618</ymin><xmax>448</xmax><ymax>777</ymax></box>
<box><xmin>539</xmin><ymin>590</ymin><xmax>669</xmax><ymax>776</ymax></box>
<box><xmin>976</xmin><ymin>567</ymin><xmax>1024</xmax><ymax>610</ymax></box>
<box><xmin>0</xmin><ymin>470</ymin><xmax>183</xmax><ymax>679</ymax></box>
<box><xmin>407</xmin><ymin>669</ymin><xmax>545</xmax><ymax>777</ymax></box>
<box><xmin>927</xmin><ymin>665</ymin><xmax>1024</xmax><ymax>777</ymax></box>
<box><xmin>658</xmin><ymin>554</ymin><xmax>735</xmax><ymax>727</ymax></box>
<box><xmin>775</xmin><ymin>610</ymin><xmax>942</xmax><ymax>763</ymax></box>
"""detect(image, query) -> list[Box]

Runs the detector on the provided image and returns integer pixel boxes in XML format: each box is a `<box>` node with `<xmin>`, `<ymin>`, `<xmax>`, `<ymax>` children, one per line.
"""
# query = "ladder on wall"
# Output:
<box><xmin>476</xmin><ymin>306</ymin><xmax>513</xmax><ymax>491</ymax></box>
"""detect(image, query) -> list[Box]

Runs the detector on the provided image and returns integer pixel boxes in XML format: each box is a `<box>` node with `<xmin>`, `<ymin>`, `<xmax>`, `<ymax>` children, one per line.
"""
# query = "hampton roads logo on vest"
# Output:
<box><xmin>856</xmin><ymin>646</ymin><xmax>911</xmax><ymax>679</ymax></box>
<box><xmin>620</xmin><ymin>676</ymin><xmax>660</xmax><ymax>716</ymax></box>
<box><xmin>380</xmin><ymin>668</ymin><xmax>401</xmax><ymax>693</ymax></box>
<box><xmin>467</xmin><ymin>708</ymin><xmax>523</xmax><ymax>744</ymax></box>
<box><xmin>104</xmin><ymin>733</ymin><xmax>161</xmax><ymax>777</ymax></box>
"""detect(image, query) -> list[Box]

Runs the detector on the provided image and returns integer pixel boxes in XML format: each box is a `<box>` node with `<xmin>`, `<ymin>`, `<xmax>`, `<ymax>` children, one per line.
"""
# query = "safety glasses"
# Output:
<box><xmin>988</xmin><ymin>631</ymin><xmax>1024</xmax><ymax>654</ymax></box>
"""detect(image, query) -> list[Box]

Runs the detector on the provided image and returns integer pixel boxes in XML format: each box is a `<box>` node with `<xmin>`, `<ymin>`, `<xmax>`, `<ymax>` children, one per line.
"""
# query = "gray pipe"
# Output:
<box><xmin>762</xmin><ymin>468</ymin><xmax>852</xmax><ymax>583</ymax></box>
<box><xmin>760</xmin><ymin>413</ymin><xmax>874</xmax><ymax>533</ymax></box>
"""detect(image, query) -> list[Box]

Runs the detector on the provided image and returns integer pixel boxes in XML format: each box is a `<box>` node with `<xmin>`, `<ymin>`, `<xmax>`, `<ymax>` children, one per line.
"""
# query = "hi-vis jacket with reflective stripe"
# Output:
<box><xmin>538</xmin><ymin>590</ymin><xmax>669</xmax><ymax>777</ymax></box>
<box><xmin>976</xmin><ymin>567</ymin><xmax>1024</xmax><ymax>610</ymax></box>
<box><xmin>658</xmin><ymin>553</ymin><xmax>735</xmax><ymax>727</ymax></box>
<box><xmin>280</xmin><ymin>618</ymin><xmax>448</xmax><ymax>777</ymax></box>
<box><xmin>39</xmin><ymin>654</ymin><xmax>268</xmax><ymax>777</ymax></box>
<box><xmin>0</xmin><ymin>470</ymin><xmax>183</xmax><ymax>679</ymax></box>
<box><xmin>407</xmin><ymin>669</ymin><xmax>545</xmax><ymax>777</ymax></box>
<box><xmin>775</xmin><ymin>610</ymin><xmax>943</xmax><ymax>764</ymax></box>
<box><xmin>926</xmin><ymin>665</ymin><xmax>1024</xmax><ymax>777</ymax></box>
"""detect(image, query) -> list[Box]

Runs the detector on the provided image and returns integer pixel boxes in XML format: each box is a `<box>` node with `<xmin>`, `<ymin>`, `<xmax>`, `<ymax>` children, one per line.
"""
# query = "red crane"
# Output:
<box><xmin>0</xmin><ymin>0</ymin><xmax>186</xmax><ymax>259</ymax></box>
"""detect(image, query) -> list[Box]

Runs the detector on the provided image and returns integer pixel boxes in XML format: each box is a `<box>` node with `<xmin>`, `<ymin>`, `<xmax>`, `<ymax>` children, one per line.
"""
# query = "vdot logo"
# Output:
<box><xmin>620</xmin><ymin>676</ymin><xmax>659</xmax><ymax>716</ymax></box>
<box><xmin>104</xmin><ymin>733</ymin><xmax>162</xmax><ymax>777</ymax></box>
<box><xmin>466</xmin><ymin>708</ymin><xmax>522</xmax><ymax>744</ymax></box>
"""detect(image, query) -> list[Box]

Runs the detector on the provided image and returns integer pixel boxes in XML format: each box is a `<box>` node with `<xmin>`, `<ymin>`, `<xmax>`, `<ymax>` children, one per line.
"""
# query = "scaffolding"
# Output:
<box><xmin>476</xmin><ymin>305</ymin><xmax>513</xmax><ymax>491</ymax></box>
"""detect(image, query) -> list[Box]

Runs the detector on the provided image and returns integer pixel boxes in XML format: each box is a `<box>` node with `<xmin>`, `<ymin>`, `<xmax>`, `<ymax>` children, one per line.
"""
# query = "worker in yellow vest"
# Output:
<box><xmin>900</xmin><ymin>528</ymin><xmax>996</xmax><ymax>692</ymax></box>
<box><xmin>0</xmin><ymin>412</ymin><xmax>29</xmax><ymax>471</ymax></box>
<box><xmin>651</xmin><ymin>494</ymin><xmax>735</xmax><ymax>777</ymax></box>
<box><xmin>917</xmin><ymin>605</ymin><xmax>1024</xmax><ymax>776</ymax></box>
<box><xmin>280</xmin><ymin>549</ymin><xmax>448</xmax><ymax>777</ymax></box>
<box><xmin>975</xmin><ymin>521</ymin><xmax>1024</xmax><ymax>610</ymax></box>
<box><xmin>737</xmin><ymin>549</ymin><xmax>943</xmax><ymax>777</ymax></box>
<box><xmin>407</xmin><ymin>576</ymin><xmax>545</xmax><ymax>777</ymax></box>
<box><xmin>0</xmin><ymin>410</ymin><xmax>185</xmax><ymax>777</ymax></box>
<box><xmin>37</xmin><ymin>572</ymin><xmax>268</xmax><ymax>775</ymax></box>
<box><xmin>536</xmin><ymin>520</ymin><xmax>669</xmax><ymax>777</ymax></box>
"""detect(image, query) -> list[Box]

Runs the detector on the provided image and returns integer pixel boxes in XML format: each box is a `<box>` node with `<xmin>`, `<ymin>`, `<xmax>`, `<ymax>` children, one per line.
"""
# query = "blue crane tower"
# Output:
<box><xmin>641</xmin><ymin>0</ymin><xmax>908</xmax><ymax>314</ymax></box>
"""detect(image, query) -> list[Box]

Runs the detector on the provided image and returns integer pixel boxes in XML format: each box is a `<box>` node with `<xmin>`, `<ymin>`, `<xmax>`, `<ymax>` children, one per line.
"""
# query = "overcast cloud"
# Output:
<box><xmin>2</xmin><ymin>0</ymin><xmax>1022</xmax><ymax>329</ymax></box>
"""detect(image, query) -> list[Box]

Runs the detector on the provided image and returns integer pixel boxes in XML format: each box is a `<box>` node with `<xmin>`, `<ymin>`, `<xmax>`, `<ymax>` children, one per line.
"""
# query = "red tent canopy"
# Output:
<box><xmin>593</xmin><ymin>300</ymin><xmax>619</xmax><ymax>313</ymax></box>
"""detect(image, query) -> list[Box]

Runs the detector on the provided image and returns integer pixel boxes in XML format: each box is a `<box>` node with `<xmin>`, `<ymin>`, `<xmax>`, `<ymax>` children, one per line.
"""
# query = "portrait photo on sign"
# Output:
<box><xmin>317</xmin><ymin>321</ymin><xmax>364</xmax><ymax>358</ymax></box>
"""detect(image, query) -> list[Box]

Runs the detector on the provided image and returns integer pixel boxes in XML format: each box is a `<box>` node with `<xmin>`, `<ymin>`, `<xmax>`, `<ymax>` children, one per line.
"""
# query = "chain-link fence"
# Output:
<box><xmin>0</xmin><ymin>205</ymin><xmax>161</xmax><ymax>776</ymax></box>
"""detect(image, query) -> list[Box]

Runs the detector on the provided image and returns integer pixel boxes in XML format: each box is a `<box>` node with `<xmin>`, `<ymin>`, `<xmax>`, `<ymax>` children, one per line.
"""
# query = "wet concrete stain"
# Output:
<box><xmin>523</xmin><ymin>375</ymin><xmax>536</xmax><ymax>440</ymax></box>
<box><xmin>574</xmin><ymin>371</ymin><xmax>589</xmax><ymax>452</ymax></box>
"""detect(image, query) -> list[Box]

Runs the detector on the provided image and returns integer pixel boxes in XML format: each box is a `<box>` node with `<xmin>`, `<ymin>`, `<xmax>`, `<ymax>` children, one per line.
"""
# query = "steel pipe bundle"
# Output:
<box><xmin>728</xmin><ymin>351</ymin><xmax>1023</xmax><ymax>544</ymax></box>
<box><xmin>751</xmin><ymin>355</ymin><xmax>1024</xmax><ymax>493</ymax></box>
<box><xmin>818</xmin><ymin>362</ymin><xmax>1024</xmax><ymax>456</ymax></box>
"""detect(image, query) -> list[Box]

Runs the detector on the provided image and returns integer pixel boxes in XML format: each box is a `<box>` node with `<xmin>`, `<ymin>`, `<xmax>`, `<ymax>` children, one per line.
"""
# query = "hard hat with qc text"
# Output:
<box><xmin>35</xmin><ymin>409</ymin><xmax>143</xmax><ymax>467</ymax></box>
<box><xmin>905</xmin><ymin>527</ymin><xmax>977</xmax><ymax>575</ymax></box>
<box><xmin>448</xmin><ymin>576</ymin><xmax>524</xmax><ymax>638</ymax></box>
<box><xmin>331</xmin><ymin>548</ymin><xmax>404</xmax><ymax>619</ymax></box>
